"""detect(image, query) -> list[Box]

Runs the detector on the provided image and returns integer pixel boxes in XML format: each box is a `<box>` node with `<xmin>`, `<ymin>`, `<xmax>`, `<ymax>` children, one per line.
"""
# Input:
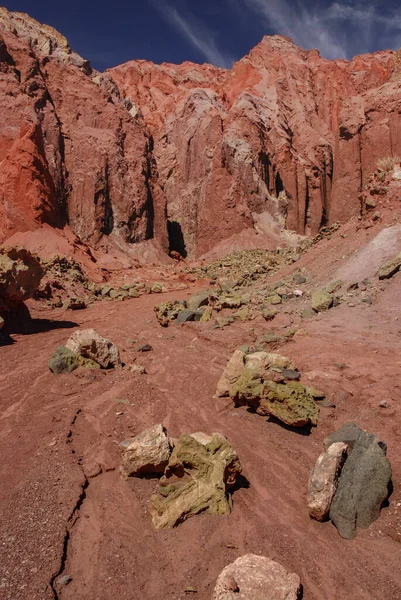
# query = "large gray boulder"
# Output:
<box><xmin>212</xmin><ymin>554</ymin><xmax>301</xmax><ymax>600</ymax></box>
<box><xmin>328</xmin><ymin>425</ymin><xmax>392</xmax><ymax>539</ymax></box>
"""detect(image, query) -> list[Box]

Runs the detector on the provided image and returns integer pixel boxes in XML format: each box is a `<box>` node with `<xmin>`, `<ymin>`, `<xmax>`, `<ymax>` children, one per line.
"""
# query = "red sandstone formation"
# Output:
<box><xmin>110</xmin><ymin>38</ymin><xmax>400</xmax><ymax>256</ymax></box>
<box><xmin>1</xmin><ymin>8</ymin><xmax>401</xmax><ymax>260</ymax></box>
<box><xmin>0</xmin><ymin>8</ymin><xmax>167</xmax><ymax>255</ymax></box>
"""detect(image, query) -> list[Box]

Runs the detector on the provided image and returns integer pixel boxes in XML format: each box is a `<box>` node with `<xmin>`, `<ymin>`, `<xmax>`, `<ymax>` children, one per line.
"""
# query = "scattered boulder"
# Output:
<box><xmin>312</xmin><ymin>290</ymin><xmax>333</xmax><ymax>312</ymax></box>
<box><xmin>293</xmin><ymin>273</ymin><xmax>307</xmax><ymax>284</ymax></box>
<box><xmin>308</xmin><ymin>423</ymin><xmax>392</xmax><ymax>539</ymax></box>
<box><xmin>200</xmin><ymin>307</ymin><xmax>213</xmax><ymax>322</ymax></box>
<box><xmin>212</xmin><ymin>554</ymin><xmax>302</xmax><ymax>600</ymax></box>
<box><xmin>136</xmin><ymin>343</ymin><xmax>153</xmax><ymax>352</ymax></box>
<box><xmin>175</xmin><ymin>309</ymin><xmax>203</xmax><ymax>323</ymax></box>
<box><xmin>148</xmin><ymin>432</ymin><xmax>241</xmax><ymax>529</ymax></box>
<box><xmin>151</xmin><ymin>283</ymin><xmax>164</xmax><ymax>293</ymax></box>
<box><xmin>325</xmin><ymin>280</ymin><xmax>343</xmax><ymax>294</ymax></box>
<box><xmin>378</xmin><ymin>252</ymin><xmax>401</xmax><ymax>280</ymax></box>
<box><xmin>0</xmin><ymin>248</ymin><xmax>43</xmax><ymax>331</ymax></box>
<box><xmin>65</xmin><ymin>328</ymin><xmax>121</xmax><ymax>368</ymax></box>
<box><xmin>154</xmin><ymin>300</ymin><xmax>187</xmax><ymax>326</ymax></box>
<box><xmin>48</xmin><ymin>346</ymin><xmax>100</xmax><ymax>374</ymax></box>
<box><xmin>120</xmin><ymin>424</ymin><xmax>172</xmax><ymax>478</ymax></box>
<box><xmin>217</xmin><ymin>350</ymin><xmax>319</xmax><ymax>427</ymax></box>
<box><xmin>307</xmin><ymin>442</ymin><xmax>348</xmax><ymax>521</ymax></box>
<box><xmin>187</xmin><ymin>290</ymin><xmax>212</xmax><ymax>310</ymax></box>
<box><xmin>266</xmin><ymin>294</ymin><xmax>282</xmax><ymax>305</ymax></box>
<box><xmin>301</xmin><ymin>309</ymin><xmax>316</xmax><ymax>319</ymax></box>
<box><xmin>216</xmin><ymin>349</ymin><xmax>247</xmax><ymax>397</ymax></box>
<box><xmin>262</xmin><ymin>307</ymin><xmax>278</xmax><ymax>321</ymax></box>
<box><xmin>328</xmin><ymin>425</ymin><xmax>392</xmax><ymax>539</ymax></box>
<box><xmin>0</xmin><ymin>247</ymin><xmax>43</xmax><ymax>312</ymax></box>
<box><xmin>128</xmin><ymin>364</ymin><xmax>147</xmax><ymax>374</ymax></box>
<box><xmin>63</xmin><ymin>297</ymin><xmax>87</xmax><ymax>310</ymax></box>
<box><xmin>232</xmin><ymin>376</ymin><xmax>319</xmax><ymax>427</ymax></box>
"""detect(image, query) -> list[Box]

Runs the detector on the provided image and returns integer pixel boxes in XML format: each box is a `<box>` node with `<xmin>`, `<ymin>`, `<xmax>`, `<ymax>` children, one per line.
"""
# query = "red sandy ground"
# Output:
<box><xmin>1</xmin><ymin>224</ymin><xmax>401</xmax><ymax>600</ymax></box>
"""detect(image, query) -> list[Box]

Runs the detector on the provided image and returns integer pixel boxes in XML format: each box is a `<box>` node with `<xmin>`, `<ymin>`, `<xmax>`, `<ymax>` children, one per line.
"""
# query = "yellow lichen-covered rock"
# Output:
<box><xmin>148</xmin><ymin>433</ymin><xmax>241</xmax><ymax>529</ymax></box>
<box><xmin>154</xmin><ymin>300</ymin><xmax>187</xmax><ymax>327</ymax></box>
<box><xmin>231</xmin><ymin>374</ymin><xmax>319</xmax><ymax>427</ymax></box>
<box><xmin>257</xmin><ymin>381</ymin><xmax>320</xmax><ymax>427</ymax></box>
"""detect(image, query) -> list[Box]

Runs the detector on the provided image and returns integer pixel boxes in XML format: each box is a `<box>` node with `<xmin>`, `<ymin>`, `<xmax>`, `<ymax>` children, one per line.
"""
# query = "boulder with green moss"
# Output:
<box><xmin>154</xmin><ymin>300</ymin><xmax>187</xmax><ymax>327</ymax></box>
<box><xmin>148</xmin><ymin>432</ymin><xmax>241</xmax><ymax>529</ymax></box>
<box><xmin>49</xmin><ymin>346</ymin><xmax>100</xmax><ymax>374</ymax></box>
<box><xmin>312</xmin><ymin>290</ymin><xmax>333</xmax><ymax>312</ymax></box>
<box><xmin>216</xmin><ymin>349</ymin><xmax>295</xmax><ymax>398</ymax></box>
<box><xmin>262</xmin><ymin>307</ymin><xmax>278</xmax><ymax>321</ymax></box>
<box><xmin>230</xmin><ymin>371</ymin><xmax>319</xmax><ymax>427</ymax></box>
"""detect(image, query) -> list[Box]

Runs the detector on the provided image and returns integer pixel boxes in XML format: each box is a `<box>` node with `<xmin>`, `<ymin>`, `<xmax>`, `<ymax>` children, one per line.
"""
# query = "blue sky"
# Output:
<box><xmin>3</xmin><ymin>0</ymin><xmax>401</xmax><ymax>70</ymax></box>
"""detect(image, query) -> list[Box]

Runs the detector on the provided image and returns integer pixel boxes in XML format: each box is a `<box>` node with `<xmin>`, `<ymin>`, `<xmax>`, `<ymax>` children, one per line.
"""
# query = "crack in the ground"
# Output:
<box><xmin>49</xmin><ymin>409</ymin><xmax>118</xmax><ymax>598</ymax></box>
<box><xmin>49</xmin><ymin>409</ymin><xmax>88</xmax><ymax>600</ymax></box>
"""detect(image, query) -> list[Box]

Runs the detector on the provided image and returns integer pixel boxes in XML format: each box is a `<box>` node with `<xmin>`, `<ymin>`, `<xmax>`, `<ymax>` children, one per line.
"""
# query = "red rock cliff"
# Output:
<box><xmin>110</xmin><ymin>36</ymin><xmax>400</xmax><ymax>256</ymax></box>
<box><xmin>1</xmin><ymin>9</ymin><xmax>400</xmax><ymax>258</ymax></box>
<box><xmin>0</xmin><ymin>8</ymin><xmax>167</xmax><ymax>253</ymax></box>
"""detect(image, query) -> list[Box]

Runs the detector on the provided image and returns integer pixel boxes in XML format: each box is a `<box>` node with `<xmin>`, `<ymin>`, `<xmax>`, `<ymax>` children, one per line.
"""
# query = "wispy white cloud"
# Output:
<box><xmin>151</xmin><ymin>1</ymin><xmax>234</xmax><ymax>68</ymax></box>
<box><xmin>240</xmin><ymin>0</ymin><xmax>401</xmax><ymax>60</ymax></box>
<box><xmin>242</xmin><ymin>0</ymin><xmax>347</xmax><ymax>59</ymax></box>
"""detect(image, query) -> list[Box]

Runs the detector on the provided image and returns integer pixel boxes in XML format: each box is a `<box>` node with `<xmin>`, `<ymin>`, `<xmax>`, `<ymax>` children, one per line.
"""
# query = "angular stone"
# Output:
<box><xmin>212</xmin><ymin>554</ymin><xmax>301</xmax><ymax>600</ymax></box>
<box><xmin>266</xmin><ymin>294</ymin><xmax>282</xmax><ymax>305</ymax></box>
<box><xmin>151</xmin><ymin>283</ymin><xmax>163</xmax><ymax>293</ymax></box>
<box><xmin>325</xmin><ymin>280</ymin><xmax>343</xmax><ymax>294</ymax></box>
<box><xmin>200</xmin><ymin>306</ymin><xmax>213</xmax><ymax>322</ymax></box>
<box><xmin>312</xmin><ymin>290</ymin><xmax>333</xmax><ymax>312</ymax></box>
<box><xmin>65</xmin><ymin>328</ymin><xmax>121</xmax><ymax>368</ymax></box>
<box><xmin>293</xmin><ymin>273</ymin><xmax>307</xmax><ymax>284</ymax></box>
<box><xmin>230</xmin><ymin>372</ymin><xmax>319</xmax><ymax>427</ymax></box>
<box><xmin>148</xmin><ymin>433</ymin><xmax>241</xmax><ymax>529</ymax></box>
<box><xmin>378</xmin><ymin>252</ymin><xmax>401</xmax><ymax>279</ymax></box>
<box><xmin>307</xmin><ymin>442</ymin><xmax>348</xmax><ymax>521</ymax></box>
<box><xmin>262</xmin><ymin>307</ymin><xmax>278</xmax><ymax>321</ymax></box>
<box><xmin>154</xmin><ymin>300</ymin><xmax>187</xmax><ymax>327</ymax></box>
<box><xmin>216</xmin><ymin>350</ymin><xmax>246</xmax><ymax>397</ymax></box>
<box><xmin>329</xmin><ymin>427</ymin><xmax>392</xmax><ymax>539</ymax></box>
<box><xmin>216</xmin><ymin>350</ymin><xmax>295</xmax><ymax>398</ymax></box>
<box><xmin>63</xmin><ymin>297</ymin><xmax>86</xmax><ymax>310</ymax></box>
<box><xmin>0</xmin><ymin>247</ymin><xmax>43</xmax><ymax>313</ymax></box>
<box><xmin>257</xmin><ymin>381</ymin><xmax>319</xmax><ymax>427</ymax></box>
<box><xmin>48</xmin><ymin>346</ymin><xmax>100</xmax><ymax>374</ymax></box>
<box><xmin>120</xmin><ymin>424</ymin><xmax>172</xmax><ymax>478</ymax></box>
<box><xmin>175</xmin><ymin>309</ymin><xmax>203</xmax><ymax>323</ymax></box>
<box><xmin>187</xmin><ymin>290</ymin><xmax>211</xmax><ymax>310</ymax></box>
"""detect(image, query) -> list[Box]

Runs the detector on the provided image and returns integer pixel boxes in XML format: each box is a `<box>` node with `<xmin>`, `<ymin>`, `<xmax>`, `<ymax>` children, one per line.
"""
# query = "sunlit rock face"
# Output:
<box><xmin>0</xmin><ymin>7</ymin><xmax>400</xmax><ymax>258</ymax></box>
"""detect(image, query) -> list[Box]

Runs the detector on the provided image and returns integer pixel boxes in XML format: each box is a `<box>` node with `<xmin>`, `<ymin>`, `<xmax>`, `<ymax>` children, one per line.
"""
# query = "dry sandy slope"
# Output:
<box><xmin>1</xmin><ymin>229</ymin><xmax>401</xmax><ymax>600</ymax></box>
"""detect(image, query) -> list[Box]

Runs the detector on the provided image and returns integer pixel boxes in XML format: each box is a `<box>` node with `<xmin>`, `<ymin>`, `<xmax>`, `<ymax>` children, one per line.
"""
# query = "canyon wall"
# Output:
<box><xmin>1</xmin><ymin>9</ymin><xmax>401</xmax><ymax>258</ymax></box>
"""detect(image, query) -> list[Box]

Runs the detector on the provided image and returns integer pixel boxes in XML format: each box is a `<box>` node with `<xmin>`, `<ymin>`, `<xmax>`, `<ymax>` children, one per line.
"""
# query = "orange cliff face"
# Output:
<box><xmin>109</xmin><ymin>35</ymin><xmax>399</xmax><ymax>256</ymax></box>
<box><xmin>0</xmin><ymin>7</ymin><xmax>400</xmax><ymax>259</ymax></box>
<box><xmin>0</xmin><ymin>8</ymin><xmax>168</xmax><ymax>253</ymax></box>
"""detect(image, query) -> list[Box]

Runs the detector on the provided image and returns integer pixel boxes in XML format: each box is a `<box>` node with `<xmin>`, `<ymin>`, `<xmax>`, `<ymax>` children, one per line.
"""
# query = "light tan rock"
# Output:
<box><xmin>307</xmin><ymin>442</ymin><xmax>348</xmax><ymax>521</ymax></box>
<box><xmin>216</xmin><ymin>350</ymin><xmax>295</xmax><ymax>398</ymax></box>
<box><xmin>65</xmin><ymin>328</ymin><xmax>121</xmax><ymax>369</ymax></box>
<box><xmin>120</xmin><ymin>424</ymin><xmax>172</xmax><ymax>478</ymax></box>
<box><xmin>148</xmin><ymin>433</ymin><xmax>241</xmax><ymax>529</ymax></box>
<box><xmin>216</xmin><ymin>349</ymin><xmax>246</xmax><ymax>397</ymax></box>
<box><xmin>212</xmin><ymin>554</ymin><xmax>302</xmax><ymax>600</ymax></box>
